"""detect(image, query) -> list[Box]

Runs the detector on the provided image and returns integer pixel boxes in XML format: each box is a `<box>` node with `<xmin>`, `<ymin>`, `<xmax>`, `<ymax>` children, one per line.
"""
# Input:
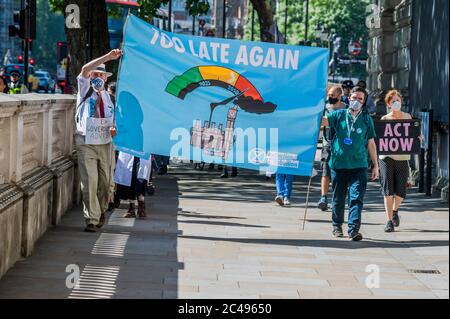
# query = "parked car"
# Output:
<box><xmin>4</xmin><ymin>64</ymin><xmax>39</xmax><ymax>91</ymax></box>
<box><xmin>35</xmin><ymin>70</ymin><xmax>56</xmax><ymax>93</ymax></box>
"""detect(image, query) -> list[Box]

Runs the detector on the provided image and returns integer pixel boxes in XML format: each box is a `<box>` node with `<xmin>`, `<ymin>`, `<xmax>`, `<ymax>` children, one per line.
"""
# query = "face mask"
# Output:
<box><xmin>91</xmin><ymin>77</ymin><xmax>105</xmax><ymax>92</ymax></box>
<box><xmin>328</xmin><ymin>97</ymin><xmax>339</xmax><ymax>105</ymax></box>
<box><xmin>391</xmin><ymin>101</ymin><xmax>401</xmax><ymax>111</ymax></box>
<box><xmin>349</xmin><ymin>99</ymin><xmax>362</xmax><ymax>111</ymax></box>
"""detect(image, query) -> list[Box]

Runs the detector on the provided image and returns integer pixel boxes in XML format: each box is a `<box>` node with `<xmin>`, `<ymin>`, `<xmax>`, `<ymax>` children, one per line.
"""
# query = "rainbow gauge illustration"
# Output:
<box><xmin>165</xmin><ymin>66</ymin><xmax>277</xmax><ymax>160</ymax></box>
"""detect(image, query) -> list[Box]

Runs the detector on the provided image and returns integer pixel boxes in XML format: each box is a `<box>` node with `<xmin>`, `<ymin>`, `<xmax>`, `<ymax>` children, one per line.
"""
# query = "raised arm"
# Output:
<box><xmin>80</xmin><ymin>49</ymin><xmax>123</xmax><ymax>78</ymax></box>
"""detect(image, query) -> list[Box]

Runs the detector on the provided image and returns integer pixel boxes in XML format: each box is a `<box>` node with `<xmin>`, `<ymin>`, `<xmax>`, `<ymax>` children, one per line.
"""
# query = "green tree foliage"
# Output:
<box><xmin>49</xmin><ymin>0</ymin><xmax>210</xmax><ymax>20</ymax></box>
<box><xmin>244</xmin><ymin>0</ymin><xmax>370</xmax><ymax>79</ymax></box>
<box><xmin>246</xmin><ymin>0</ymin><xmax>370</xmax><ymax>44</ymax></box>
<box><xmin>47</xmin><ymin>0</ymin><xmax>209</xmax><ymax>90</ymax></box>
<box><xmin>33</xmin><ymin>0</ymin><xmax>66</xmax><ymax>75</ymax></box>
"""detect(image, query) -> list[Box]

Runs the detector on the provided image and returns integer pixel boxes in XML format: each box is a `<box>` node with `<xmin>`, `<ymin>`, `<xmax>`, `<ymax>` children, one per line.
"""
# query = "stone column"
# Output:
<box><xmin>392</xmin><ymin>0</ymin><xmax>412</xmax><ymax>108</ymax></box>
<box><xmin>367</xmin><ymin>0</ymin><xmax>403</xmax><ymax>114</ymax></box>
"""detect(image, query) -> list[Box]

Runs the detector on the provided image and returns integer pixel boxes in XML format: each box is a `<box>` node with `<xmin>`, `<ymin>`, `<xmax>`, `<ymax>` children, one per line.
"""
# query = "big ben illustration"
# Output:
<box><xmin>190</xmin><ymin>101</ymin><xmax>239</xmax><ymax>160</ymax></box>
<box><xmin>223</xmin><ymin>105</ymin><xmax>238</xmax><ymax>160</ymax></box>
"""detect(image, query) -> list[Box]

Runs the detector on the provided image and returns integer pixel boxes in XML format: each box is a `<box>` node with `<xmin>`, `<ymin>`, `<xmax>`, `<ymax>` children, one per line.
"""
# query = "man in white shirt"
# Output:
<box><xmin>75</xmin><ymin>49</ymin><xmax>122</xmax><ymax>232</ymax></box>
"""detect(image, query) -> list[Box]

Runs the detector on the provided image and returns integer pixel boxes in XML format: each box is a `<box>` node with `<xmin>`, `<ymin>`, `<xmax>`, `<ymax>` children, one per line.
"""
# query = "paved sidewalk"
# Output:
<box><xmin>0</xmin><ymin>163</ymin><xmax>448</xmax><ymax>299</ymax></box>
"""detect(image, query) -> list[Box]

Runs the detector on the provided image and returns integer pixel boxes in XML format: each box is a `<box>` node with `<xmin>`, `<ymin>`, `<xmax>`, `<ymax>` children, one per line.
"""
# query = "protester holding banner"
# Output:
<box><xmin>75</xmin><ymin>49</ymin><xmax>122</xmax><ymax>232</ymax></box>
<box><xmin>322</xmin><ymin>86</ymin><xmax>379</xmax><ymax>241</ymax></box>
<box><xmin>275</xmin><ymin>174</ymin><xmax>293</xmax><ymax>206</ymax></box>
<box><xmin>379</xmin><ymin>90</ymin><xmax>413</xmax><ymax>232</ymax></box>
<box><xmin>318</xmin><ymin>85</ymin><xmax>347</xmax><ymax>211</ymax></box>
<box><xmin>114</xmin><ymin>152</ymin><xmax>151</xmax><ymax>218</ymax></box>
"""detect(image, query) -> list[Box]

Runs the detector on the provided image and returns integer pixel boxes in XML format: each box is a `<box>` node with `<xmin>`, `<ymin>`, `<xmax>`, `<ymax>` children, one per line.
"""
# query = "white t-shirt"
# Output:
<box><xmin>75</xmin><ymin>75</ymin><xmax>114</xmax><ymax>137</ymax></box>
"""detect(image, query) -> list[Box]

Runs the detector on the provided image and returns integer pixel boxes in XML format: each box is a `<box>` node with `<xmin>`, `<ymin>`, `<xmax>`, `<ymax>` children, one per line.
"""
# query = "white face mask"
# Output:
<box><xmin>349</xmin><ymin>99</ymin><xmax>362</xmax><ymax>111</ymax></box>
<box><xmin>391</xmin><ymin>100</ymin><xmax>402</xmax><ymax>111</ymax></box>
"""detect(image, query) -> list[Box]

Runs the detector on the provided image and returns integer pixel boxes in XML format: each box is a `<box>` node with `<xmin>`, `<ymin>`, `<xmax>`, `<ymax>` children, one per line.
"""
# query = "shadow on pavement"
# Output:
<box><xmin>179</xmin><ymin>235</ymin><xmax>449</xmax><ymax>250</ymax></box>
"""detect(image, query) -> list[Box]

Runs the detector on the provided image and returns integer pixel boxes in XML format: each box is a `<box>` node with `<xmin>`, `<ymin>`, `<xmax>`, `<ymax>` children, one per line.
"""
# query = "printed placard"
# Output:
<box><xmin>374</xmin><ymin>119</ymin><xmax>421</xmax><ymax>155</ymax></box>
<box><xmin>85</xmin><ymin>117</ymin><xmax>113</xmax><ymax>145</ymax></box>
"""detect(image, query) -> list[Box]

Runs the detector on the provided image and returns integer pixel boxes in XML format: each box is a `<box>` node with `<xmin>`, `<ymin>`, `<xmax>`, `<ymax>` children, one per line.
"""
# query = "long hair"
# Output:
<box><xmin>0</xmin><ymin>76</ymin><xmax>8</xmax><ymax>93</ymax></box>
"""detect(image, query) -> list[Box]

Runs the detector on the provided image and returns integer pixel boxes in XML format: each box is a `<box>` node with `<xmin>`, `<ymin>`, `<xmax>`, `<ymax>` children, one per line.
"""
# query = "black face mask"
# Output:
<box><xmin>328</xmin><ymin>97</ymin><xmax>339</xmax><ymax>105</ymax></box>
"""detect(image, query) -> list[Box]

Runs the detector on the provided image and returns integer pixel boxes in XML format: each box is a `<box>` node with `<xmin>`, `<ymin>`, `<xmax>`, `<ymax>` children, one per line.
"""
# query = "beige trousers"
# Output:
<box><xmin>76</xmin><ymin>141</ymin><xmax>114</xmax><ymax>225</ymax></box>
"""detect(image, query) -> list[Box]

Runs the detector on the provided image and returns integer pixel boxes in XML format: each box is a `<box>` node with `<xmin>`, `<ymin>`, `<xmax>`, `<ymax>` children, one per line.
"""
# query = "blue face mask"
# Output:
<box><xmin>91</xmin><ymin>77</ymin><xmax>105</xmax><ymax>92</ymax></box>
<box><xmin>349</xmin><ymin>99</ymin><xmax>362</xmax><ymax>111</ymax></box>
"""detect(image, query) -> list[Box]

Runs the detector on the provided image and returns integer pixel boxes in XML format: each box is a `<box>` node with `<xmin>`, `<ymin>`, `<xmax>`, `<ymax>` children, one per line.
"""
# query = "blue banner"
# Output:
<box><xmin>115</xmin><ymin>14</ymin><xmax>329</xmax><ymax>176</ymax></box>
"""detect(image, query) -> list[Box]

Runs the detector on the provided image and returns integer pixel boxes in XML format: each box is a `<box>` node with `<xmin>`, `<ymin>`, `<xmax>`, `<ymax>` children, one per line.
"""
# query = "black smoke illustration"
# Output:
<box><xmin>234</xmin><ymin>96</ymin><xmax>277</xmax><ymax>114</ymax></box>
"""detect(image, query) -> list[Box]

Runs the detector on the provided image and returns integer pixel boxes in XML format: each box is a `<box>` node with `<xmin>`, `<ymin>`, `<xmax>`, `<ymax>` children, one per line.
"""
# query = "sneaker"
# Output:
<box><xmin>275</xmin><ymin>196</ymin><xmax>284</xmax><ymax>206</ymax></box>
<box><xmin>332</xmin><ymin>225</ymin><xmax>344</xmax><ymax>238</ymax></box>
<box><xmin>283</xmin><ymin>198</ymin><xmax>291</xmax><ymax>206</ymax></box>
<box><xmin>384</xmin><ymin>220</ymin><xmax>395</xmax><ymax>233</ymax></box>
<box><xmin>392</xmin><ymin>211</ymin><xmax>400</xmax><ymax>227</ymax></box>
<box><xmin>317</xmin><ymin>196</ymin><xmax>328</xmax><ymax>211</ymax></box>
<box><xmin>349</xmin><ymin>232</ymin><xmax>363</xmax><ymax>241</ymax></box>
<box><xmin>220</xmin><ymin>172</ymin><xmax>229</xmax><ymax>178</ymax></box>
<box><xmin>84</xmin><ymin>224</ymin><xmax>98</xmax><ymax>233</ymax></box>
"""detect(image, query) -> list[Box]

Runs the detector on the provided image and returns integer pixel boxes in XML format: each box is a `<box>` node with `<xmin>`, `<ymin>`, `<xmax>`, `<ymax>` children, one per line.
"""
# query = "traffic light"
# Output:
<box><xmin>8</xmin><ymin>11</ymin><xmax>21</xmax><ymax>37</ymax></box>
<box><xmin>18</xmin><ymin>55</ymin><xmax>23</xmax><ymax>63</ymax></box>
<box><xmin>23</xmin><ymin>0</ymin><xmax>37</xmax><ymax>40</ymax></box>
<box><xmin>8</xmin><ymin>0</ymin><xmax>36</xmax><ymax>40</ymax></box>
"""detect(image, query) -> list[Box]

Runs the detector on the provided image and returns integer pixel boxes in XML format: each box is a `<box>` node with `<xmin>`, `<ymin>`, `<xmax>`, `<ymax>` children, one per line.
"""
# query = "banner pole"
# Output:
<box><xmin>107</xmin><ymin>9</ymin><xmax>131</xmax><ymax>212</ymax></box>
<box><xmin>301</xmin><ymin>170</ymin><xmax>314</xmax><ymax>230</ymax></box>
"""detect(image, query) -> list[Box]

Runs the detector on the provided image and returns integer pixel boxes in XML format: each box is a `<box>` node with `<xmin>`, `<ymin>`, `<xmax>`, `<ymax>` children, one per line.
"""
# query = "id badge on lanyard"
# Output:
<box><xmin>344</xmin><ymin>110</ymin><xmax>361</xmax><ymax>146</ymax></box>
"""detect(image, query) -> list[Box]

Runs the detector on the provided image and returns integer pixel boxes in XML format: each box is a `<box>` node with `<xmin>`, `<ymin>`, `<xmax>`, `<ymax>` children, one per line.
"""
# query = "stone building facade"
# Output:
<box><xmin>367</xmin><ymin>0</ymin><xmax>449</xmax><ymax>201</ymax></box>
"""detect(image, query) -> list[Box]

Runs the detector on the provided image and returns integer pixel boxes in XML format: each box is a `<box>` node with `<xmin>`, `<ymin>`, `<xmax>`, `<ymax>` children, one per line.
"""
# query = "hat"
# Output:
<box><xmin>342</xmin><ymin>80</ymin><xmax>354</xmax><ymax>89</ymax></box>
<box><xmin>10</xmin><ymin>70</ymin><xmax>21</xmax><ymax>76</ymax></box>
<box><xmin>89</xmin><ymin>64</ymin><xmax>112</xmax><ymax>77</ymax></box>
